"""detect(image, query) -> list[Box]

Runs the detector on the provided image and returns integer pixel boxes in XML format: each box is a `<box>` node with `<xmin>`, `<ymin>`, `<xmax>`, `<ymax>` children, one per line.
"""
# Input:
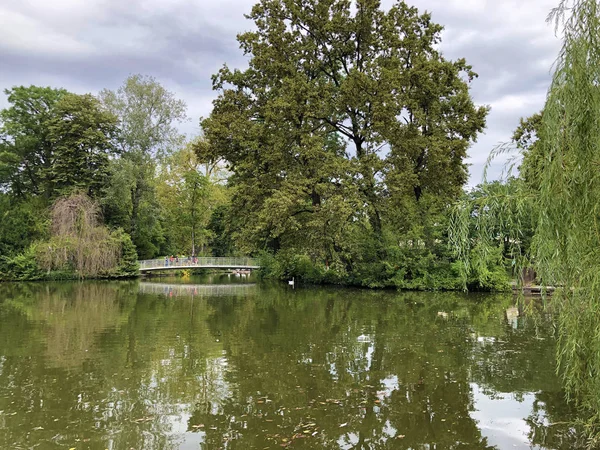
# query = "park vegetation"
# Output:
<box><xmin>0</xmin><ymin>0</ymin><xmax>509</xmax><ymax>288</ymax></box>
<box><xmin>2</xmin><ymin>0</ymin><xmax>600</xmax><ymax>442</ymax></box>
<box><xmin>451</xmin><ymin>0</ymin><xmax>600</xmax><ymax>443</ymax></box>
<box><xmin>0</xmin><ymin>77</ymin><xmax>229</xmax><ymax>280</ymax></box>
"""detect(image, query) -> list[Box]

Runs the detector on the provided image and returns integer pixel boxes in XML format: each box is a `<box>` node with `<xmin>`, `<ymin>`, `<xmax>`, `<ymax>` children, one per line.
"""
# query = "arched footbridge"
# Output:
<box><xmin>138</xmin><ymin>257</ymin><xmax>260</xmax><ymax>273</ymax></box>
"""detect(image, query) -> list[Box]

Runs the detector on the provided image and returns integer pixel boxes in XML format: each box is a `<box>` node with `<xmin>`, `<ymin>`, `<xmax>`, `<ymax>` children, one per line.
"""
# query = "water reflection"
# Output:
<box><xmin>138</xmin><ymin>282</ymin><xmax>257</xmax><ymax>298</ymax></box>
<box><xmin>0</xmin><ymin>282</ymin><xmax>581</xmax><ymax>449</ymax></box>
<box><xmin>471</xmin><ymin>384</ymin><xmax>539</xmax><ymax>448</ymax></box>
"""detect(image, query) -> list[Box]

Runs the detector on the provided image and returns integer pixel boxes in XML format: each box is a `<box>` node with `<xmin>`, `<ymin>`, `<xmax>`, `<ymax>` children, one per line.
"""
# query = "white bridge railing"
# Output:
<box><xmin>138</xmin><ymin>257</ymin><xmax>260</xmax><ymax>271</ymax></box>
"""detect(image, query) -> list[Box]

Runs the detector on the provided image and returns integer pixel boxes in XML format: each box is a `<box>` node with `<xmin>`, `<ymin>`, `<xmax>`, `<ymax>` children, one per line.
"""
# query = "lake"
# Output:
<box><xmin>0</xmin><ymin>276</ymin><xmax>582</xmax><ymax>449</ymax></box>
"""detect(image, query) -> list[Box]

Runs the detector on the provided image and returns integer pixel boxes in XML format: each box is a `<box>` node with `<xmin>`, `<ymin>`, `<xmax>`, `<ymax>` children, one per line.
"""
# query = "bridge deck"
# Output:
<box><xmin>138</xmin><ymin>257</ymin><xmax>260</xmax><ymax>272</ymax></box>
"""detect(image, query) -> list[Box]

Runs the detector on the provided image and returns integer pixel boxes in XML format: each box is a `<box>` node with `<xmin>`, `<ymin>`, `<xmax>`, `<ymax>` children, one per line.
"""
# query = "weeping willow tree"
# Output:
<box><xmin>37</xmin><ymin>193</ymin><xmax>124</xmax><ymax>278</ymax></box>
<box><xmin>453</xmin><ymin>0</ymin><xmax>600</xmax><ymax>441</ymax></box>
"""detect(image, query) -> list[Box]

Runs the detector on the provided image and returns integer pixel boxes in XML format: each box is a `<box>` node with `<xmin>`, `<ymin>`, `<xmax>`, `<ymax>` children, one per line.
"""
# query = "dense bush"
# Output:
<box><xmin>0</xmin><ymin>246</ymin><xmax>43</xmax><ymax>281</ymax></box>
<box><xmin>257</xmin><ymin>243</ymin><xmax>509</xmax><ymax>291</ymax></box>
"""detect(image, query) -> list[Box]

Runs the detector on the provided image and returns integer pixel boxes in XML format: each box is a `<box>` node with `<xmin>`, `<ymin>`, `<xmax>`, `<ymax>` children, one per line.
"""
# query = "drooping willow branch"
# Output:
<box><xmin>452</xmin><ymin>1</ymin><xmax>600</xmax><ymax>439</ymax></box>
<box><xmin>37</xmin><ymin>193</ymin><xmax>121</xmax><ymax>277</ymax></box>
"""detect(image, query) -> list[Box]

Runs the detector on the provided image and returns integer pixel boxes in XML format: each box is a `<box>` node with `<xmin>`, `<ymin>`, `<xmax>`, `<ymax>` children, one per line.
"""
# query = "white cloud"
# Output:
<box><xmin>491</xmin><ymin>93</ymin><xmax>547</xmax><ymax>115</ymax></box>
<box><xmin>0</xmin><ymin>8</ymin><xmax>91</xmax><ymax>55</ymax></box>
<box><xmin>0</xmin><ymin>0</ymin><xmax>563</xmax><ymax>184</ymax></box>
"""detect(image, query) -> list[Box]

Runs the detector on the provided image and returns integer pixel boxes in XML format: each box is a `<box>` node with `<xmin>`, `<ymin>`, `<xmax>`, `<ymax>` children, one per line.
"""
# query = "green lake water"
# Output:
<box><xmin>0</xmin><ymin>276</ymin><xmax>582</xmax><ymax>449</ymax></box>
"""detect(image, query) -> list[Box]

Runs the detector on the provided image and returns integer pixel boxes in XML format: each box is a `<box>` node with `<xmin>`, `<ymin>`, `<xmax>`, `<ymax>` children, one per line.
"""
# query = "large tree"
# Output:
<box><xmin>47</xmin><ymin>93</ymin><xmax>117</xmax><ymax>197</ymax></box>
<box><xmin>98</xmin><ymin>74</ymin><xmax>187</xmax><ymax>158</ymax></box>
<box><xmin>203</xmin><ymin>0</ymin><xmax>487</xmax><ymax>262</ymax></box>
<box><xmin>99</xmin><ymin>75</ymin><xmax>188</xmax><ymax>258</ymax></box>
<box><xmin>0</xmin><ymin>86</ymin><xmax>116</xmax><ymax>201</ymax></box>
<box><xmin>157</xmin><ymin>144</ymin><xmax>227</xmax><ymax>256</ymax></box>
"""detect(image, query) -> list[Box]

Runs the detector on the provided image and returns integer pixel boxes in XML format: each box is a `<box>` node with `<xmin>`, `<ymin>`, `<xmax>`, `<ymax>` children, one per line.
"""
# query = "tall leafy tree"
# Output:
<box><xmin>47</xmin><ymin>93</ymin><xmax>117</xmax><ymax>197</ymax></box>
<box><xmin>0</xmin><ymin>194</ymin><xmax>48</xmax><ymax>256</ymax></box>
<box><xmin>157</xmin><ymin>144</ymin><xmax>227</xmax><ymax>256</ymax></box>
<box><xmin>99</xmin><ymin>75</ymin><xmax>188</xmax><ymax>258</ymax></box>
<box><xmin>0</xmin><ymin>86</ymin><xmax>66</xmax><ymax>199</ymax></box>
<box><xmin>203</xmin><ymin>0</ymin><xmax>487</xmax><ymax>264</ymax></box>
<box><xmin>99</xmin><ymin>74</ymin><xmax>187</xmax><ymax>158</ymax></box>
<box><xmin>513</xmin><ymin>111</ymin><xmax>544</xmax><ymax>190</ymax></box>
<box><xmin>0</xmin><ymin>87</ymin><xmax>117</xmax><ymax>201</ymax></box>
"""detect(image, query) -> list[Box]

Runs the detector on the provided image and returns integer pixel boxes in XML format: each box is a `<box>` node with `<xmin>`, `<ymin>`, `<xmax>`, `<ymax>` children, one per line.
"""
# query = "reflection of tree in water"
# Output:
<box><xmin>0</xmin><ymin>282</ymin><xmax>188</xmax><ymax>449</ymax></box>
<box><xmin>468</xmin><ymin>306</ymin><xmax>582</xmax><ymax>450</ymax></box>
<box><xmin>0</xmin><ymin>284</ymin><xmax>583</xmax><ymax>449</ymax></box>
<box><xmin>190</xmin><ymin>290</ymin><xmax>494</xmax><ymax>449</ymax></box>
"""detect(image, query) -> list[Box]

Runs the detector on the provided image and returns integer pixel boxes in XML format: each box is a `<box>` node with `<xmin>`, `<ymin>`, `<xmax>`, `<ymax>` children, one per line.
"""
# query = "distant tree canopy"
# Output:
<box><xmin>0</xmin><ymin>77</ymin><xmax>226</xmax><ymax>265</ymax></box>
<box><xmin>98</xmin><ymin>75</ymin><xmax>189</xmax><ymax>259</ymax></box>
<box><xmin>203</xmin><ymin>0</ymin><xmax>487</xmax><ymax>285</ymax></box>
<box><xmin>0</xmin><ymin>86</ymin><xmax>117</xmax><ymax>201</ymax></box>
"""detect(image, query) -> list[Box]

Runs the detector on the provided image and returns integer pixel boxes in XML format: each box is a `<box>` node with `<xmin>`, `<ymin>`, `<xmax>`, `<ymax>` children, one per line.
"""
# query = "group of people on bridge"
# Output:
<box><xmin>164</xmin><ymin>256</ymin><xmax>199</xmax><ymax>267</ymax></box>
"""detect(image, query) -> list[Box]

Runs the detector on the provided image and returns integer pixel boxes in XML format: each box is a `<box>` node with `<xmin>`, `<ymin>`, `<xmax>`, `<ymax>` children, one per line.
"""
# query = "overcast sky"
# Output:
<box><xmin>0</xmin><ymin>0</ymin><xmax>561</xmax><ymax>184</ymax></box>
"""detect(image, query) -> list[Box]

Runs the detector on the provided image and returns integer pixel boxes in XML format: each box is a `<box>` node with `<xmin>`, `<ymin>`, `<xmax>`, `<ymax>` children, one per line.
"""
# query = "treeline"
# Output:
<box><xmin>1</xmin><ymin>0</ymin><xmax>514</xmax><ymax>288</ymax></box>
<box><xmin>0</xmin><ymin>77</ymin><xmax>231</xmax><ymax>280</ymax></box>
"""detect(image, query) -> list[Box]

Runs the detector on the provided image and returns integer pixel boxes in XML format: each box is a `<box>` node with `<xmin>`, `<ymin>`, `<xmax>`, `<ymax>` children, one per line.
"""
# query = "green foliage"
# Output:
<box><xmin>99</xmin><ymin>74</ymin><xmax>187</xmax><ymax>157</ymax></box>
<box><xmin>207</xmin><ymin>205</ymin><xmax>235</xmax><ymax>256</ymax></box>
<box><xmin>0</xmin><ymin>194</ymin><xmax>140</xmax><ymax>281</ymax></box>
<box><xmin>450</xmin><ymin>0</ymin><xmax>600</xmax><ymax>440</ymax></box>
<box><xmin>0</xmin><ymin>245</ymin><xmax>42</xmax><ymax>281</ymax></box>
<box><xmin>47</xmin><ymin>93</ymin><xmax>117</xmax><ymax>197</ymax></box>
<box><xmin>450</xmin><ymin>178</ymin><xmax>535</xmax><ymax>289</ymax></box>
<box><xmin>109</xmin><ymin>228</ymin><xmax>139</xmax><ymax>277</ymax></box>
<box><xmin>257</xmin><ymin>236</ymin><xmax>506</xmax><ymax>291</ymax></box>
<box><xmin>513</xmin><ymin>111</ymin><xmax>544</xmax><ymax>190</ymax></box>
<box><xmin>465</xmin><ymin>244</ymin><xmax>511</xmax><ymax>292</ymax></box>
<box><xmin>203</xmin><ymin>0</ymin><xmax>487</xmax><ymax>286</ymax></box>
<box><xmin>156</xmin><ymin>145</ymin><xmax>219</xmax><ymax>256</ymax></box>
<box><xmin>264</xmin><ymin>250</ymin><xmax>328</xmax><ymax>284</ymax></box>
<box><xmin>0</xmin><ymin>86</ymin><xmax>117</xmax><ymax>201</ymax></box>
<box><xmin>99</xmin><ymin>75</ymin><xmax>188</xmax><ymax>258</ymax></box>
<box><xmin>0</xmin><ymin>86</ymin><xmax>67</xmax><ymax>198</ymax></box>
<box><xmin>537</xmin><ymin>1</ymin><xmax>600</xmax><ymax>433</ymax></box>
<box><xmin>0</xmin><ymin>194</ymin><xmax>48</xmax><ymax>256</ymax></box>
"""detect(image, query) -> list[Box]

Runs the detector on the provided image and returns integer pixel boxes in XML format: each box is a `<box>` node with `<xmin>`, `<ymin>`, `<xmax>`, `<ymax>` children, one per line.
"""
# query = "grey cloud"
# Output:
<box><xmin>0</xmin><ymin>0</ymin><xmax>562</xmax><ymax>184</ymax></box>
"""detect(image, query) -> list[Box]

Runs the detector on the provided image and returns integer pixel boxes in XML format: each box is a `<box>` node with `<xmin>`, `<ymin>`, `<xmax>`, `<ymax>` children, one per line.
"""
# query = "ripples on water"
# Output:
<box><xmin>0</xmin><ymin>276</ymin><xmax>582</xmax><ymax>449</ymax></box>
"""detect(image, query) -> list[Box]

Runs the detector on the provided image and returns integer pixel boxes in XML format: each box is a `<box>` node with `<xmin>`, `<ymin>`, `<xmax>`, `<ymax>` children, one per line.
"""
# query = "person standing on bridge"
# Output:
<box><xmin>165</xmin><ymin>256</ymin><xmax>169</xmax><ymax>267</ymax></box>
